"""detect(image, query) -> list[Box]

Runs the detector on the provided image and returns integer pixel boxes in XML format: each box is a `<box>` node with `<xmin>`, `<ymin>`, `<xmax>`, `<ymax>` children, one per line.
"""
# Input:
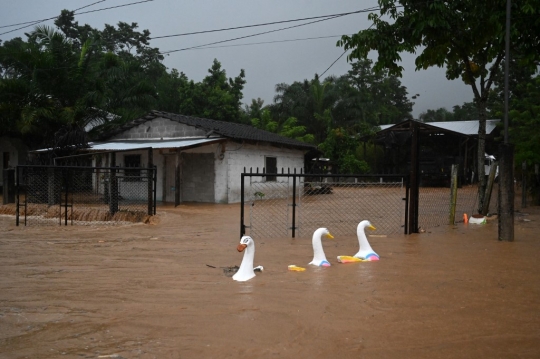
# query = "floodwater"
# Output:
<box><xmin>1</xmin><ymin>203</ymin><xmax>539</xmax><ymax>359</ymax></box>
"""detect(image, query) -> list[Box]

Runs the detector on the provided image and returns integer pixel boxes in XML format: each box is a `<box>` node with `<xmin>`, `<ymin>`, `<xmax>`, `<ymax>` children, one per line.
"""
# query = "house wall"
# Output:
<box><xmin>224</xmin><ymin>142</ymin><xmax>306</xmax><ymax>203</ymax></box>
<box><xmin>110</xmin><ymin>118</ymin><xmax>206</xmax><ymax>140</ymax></box>
<box><xmin>98</xmin><ymin>115</ymin><xmax>308</xmax><ymax>204</ymax></box>
<box><xmin>181</xmin><ymin>153</ymin><xmax>215</xmax><ymax>202</ymax></box>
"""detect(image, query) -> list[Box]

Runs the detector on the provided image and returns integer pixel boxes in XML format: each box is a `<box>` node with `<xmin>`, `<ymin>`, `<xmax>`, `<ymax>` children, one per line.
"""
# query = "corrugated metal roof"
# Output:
<box><xmin>86</xmin><ymin>138</ymin><xmax>223</xmax><ymax>151</ymax></box>
<box><xmin>379</xmin><ymin>120</ymin><xmax>500</xmax><ymax>135</ymax></box>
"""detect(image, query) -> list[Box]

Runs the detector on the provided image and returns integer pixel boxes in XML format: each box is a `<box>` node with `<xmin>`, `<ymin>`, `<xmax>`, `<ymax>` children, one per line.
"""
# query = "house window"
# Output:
<box><xmin>124</xmin><ymin>154</ymin><xmax>141</xmax><ymax>180</ymax></box>
<box><xmin>265</xmin><ymin>156</ymin><xmax>277</xmax><ymax>181</ymax></box>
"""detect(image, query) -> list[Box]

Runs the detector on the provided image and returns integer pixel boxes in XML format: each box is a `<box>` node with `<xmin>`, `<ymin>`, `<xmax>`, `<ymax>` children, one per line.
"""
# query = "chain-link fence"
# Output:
<box><xmin>418</xmin><ymin>183</ymin><xmax>499</xmax><ymax>230</ymax></box>
<box><xmin>16</xmin><ymin>165</ymin><xmax>156</xmax><ymax>226</ymax></box>
<box><xmin>241</xmin><ymin>172</ymin><xmax>408</xmax><ymax>239</ymax></box>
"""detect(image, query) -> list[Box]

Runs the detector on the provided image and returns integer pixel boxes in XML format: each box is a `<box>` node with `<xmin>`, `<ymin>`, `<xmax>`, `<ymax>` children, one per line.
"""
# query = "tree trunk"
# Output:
<box><xmin>476</xmin><ymin>100</ymin><xmax>488</xmax><ymax>213</ymax></box>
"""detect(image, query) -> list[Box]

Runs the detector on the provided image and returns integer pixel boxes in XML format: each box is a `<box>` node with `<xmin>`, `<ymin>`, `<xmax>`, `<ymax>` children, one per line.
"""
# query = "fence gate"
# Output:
<box><xmin>241</xmin><ymin>170</ymin><xmax>409</xmax><ymax>239</ymax></box>
<box><xmin>16</xmin><ymin>165</ymin><xmax>156</xmax><ymax>226</ymax></box>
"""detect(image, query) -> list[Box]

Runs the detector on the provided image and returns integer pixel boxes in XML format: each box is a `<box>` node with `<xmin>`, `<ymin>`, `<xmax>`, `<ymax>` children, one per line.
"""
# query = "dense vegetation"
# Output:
<box><xmin>0</xmin><ymin>5</ymin><xmax>538</xmax><ymax>179</ymax></box>
<box><xmin>338</xmin><ymin>0</ymin><xmax>540</xmax><ymax>206</ymax></box>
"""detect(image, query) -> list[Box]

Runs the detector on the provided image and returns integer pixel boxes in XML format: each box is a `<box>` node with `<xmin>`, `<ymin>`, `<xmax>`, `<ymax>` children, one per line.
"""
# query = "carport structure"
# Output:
<box><xmin>371</xmin><ymin>119</ymin><xmax>500</xmax><ymax>232</ymax></box>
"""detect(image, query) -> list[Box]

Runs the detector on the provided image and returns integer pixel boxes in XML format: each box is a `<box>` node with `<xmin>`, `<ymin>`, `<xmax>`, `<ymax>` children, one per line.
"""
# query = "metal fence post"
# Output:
<box><xmin>64</xmin><ymin>168</ymin><xmax>69</xmax><ymax>226</ymax></box>
<box><xmin>15</xmin><ymin>166</ymin><xmax>20</xmax><ymax>226</ymax></box>
<box><xmin>292</xmin><ymin>169</ymin><xmax>297</xmax><ymax>238</ymax></box>
<box><xmin>404</xmin><ymin>175</ymin><xmax>409</xmax><ymax>234</ymax></box>
<box><xmin>153</xmin><ymin>165</ymin><xmax>157</xmax><ymax>215</ymax></box>
<box><xmin>148</xmin><ymin>148</ymin><xmax>154</xmax><ymax>215</ymax></box>
<box><xmin>110</xmin><ymin>153</ymin><xmax>118</xmax><ymax>215</ymax></box>
<box><xmin>240</xmin><ymin>171</ymin><xmax>245</xmax><ymax>238</ymax></box>
<box><xmin>409</xmin><ymin>121</ymin><xmax>420</xmax><ymax>233</ymax></box>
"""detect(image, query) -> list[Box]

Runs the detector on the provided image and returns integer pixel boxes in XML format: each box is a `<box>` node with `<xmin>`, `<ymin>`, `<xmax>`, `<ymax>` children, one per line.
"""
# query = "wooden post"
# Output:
<box><xmin>449</xmin><ymin>164</ymin><xmax>458</xmax><ymax>225</ymax></box>
<box><xmin>498</xmin><ymin>143</ymin><xmax>514</xmax><ymax>241</ymax></box>
<box><xmin>481</xmin><ymin>161</ymin><xmax>498</xmax><ymax>215</ymax></box>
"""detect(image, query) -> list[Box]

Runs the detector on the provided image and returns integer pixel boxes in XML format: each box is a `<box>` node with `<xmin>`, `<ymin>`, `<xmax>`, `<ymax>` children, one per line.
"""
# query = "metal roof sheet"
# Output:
<box><xmin>86</xmin><ymin>138</ymin><xmax>223</xmax><ymax>151</ymax></box>
<box><xmin>379</xmin><ymin>120</ymin><xmax>500</xmax><ymax>135</ymax></box>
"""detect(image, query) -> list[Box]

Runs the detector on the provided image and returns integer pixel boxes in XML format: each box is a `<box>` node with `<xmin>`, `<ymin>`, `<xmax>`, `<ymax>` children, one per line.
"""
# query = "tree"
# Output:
<box><xmin>177</xmin><ymin>59</ymin><xmax>246</xmax><ymax>123</ymax></box>
<box><xmin>452</xmin><ymin>102</ymin><xmax>479</xmax><ymax>121</ymax></box>
<box><xmin>419</xmin><ymin>108</ymin><xmax>454</xmax><ymax>122</ymax></box>
<box><xmin>338</xmin><ymin>0</ymin><xmax>540</xmax><ymax>211</ymax></box>
<box><xmin>250</xmin><ymin>109</ymin><xmax>314</xmax><ymax>143</ymax></box>
<box><xmin>0</xmin><ymin>25</ymin><xmax>157</xmax><ymax>154</ymax></box>
<box><xmin>503</xmin><ymin>75</ymin><xmax>540</xmax><ymax>166</ymax></box>
<box><xmin>318</xmin><ymin>128</ymin><xmax>370</xmax><ymax>174</ymax></box>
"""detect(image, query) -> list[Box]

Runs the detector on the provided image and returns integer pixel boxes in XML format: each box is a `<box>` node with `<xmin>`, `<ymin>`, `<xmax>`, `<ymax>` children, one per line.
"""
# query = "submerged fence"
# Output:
<box><xmin>241</xmin><ymin>170</ymin><xmax>409</xmax><ymax>239</ymax></box>
<box><xmin>16</xmin><ymin>165</ymin><xmax>156</xmax><ymax>226</ymax></box>
<box><xmin>240</xmin><ymin>168</ymin><xmax>502</xmax><ymax>238</ymax></box>
<box><xmin>417</xmin><ymin>184</ymin><xmax>498</xmax><ymax>230</ymax></box>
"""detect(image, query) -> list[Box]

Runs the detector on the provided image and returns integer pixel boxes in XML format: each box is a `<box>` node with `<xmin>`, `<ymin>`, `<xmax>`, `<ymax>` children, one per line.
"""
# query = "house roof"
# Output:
<box><xmin>99</xmin><ymin>110</ymin><xmax>316</xmax><ymax>150</ymax></box>
<box><xmin>84</xmin><ymin>138</ymin><xmax>224</xmax><ymax>152</ymax></box>
<box><xmin>379</xmin><ymin>119</ymin><xmax>500</xmax><ymax>136</ymax></box>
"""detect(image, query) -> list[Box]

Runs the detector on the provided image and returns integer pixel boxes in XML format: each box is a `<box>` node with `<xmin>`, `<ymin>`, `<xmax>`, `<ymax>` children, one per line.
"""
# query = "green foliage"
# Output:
<box><xmin>319</xmin><ymin>128</ymin><xmax>370</xmax><ymax>174</ymax></box>
<box><xmin>419</xmin><ymin>102</ymin><xmax>481</xmax><ymax>122</ymax></box>
<box><xmin>504</xmin><ymin>75</ymin><xmax>540</xmax><ymax>165</ymax></box>
<box><xmin>338</xmin><ymin>153</ymin><xmax>370</xmax><ymax>174</ymax></box>
<box><xmin>251</xmin><ymin>109</ymin><xmax>314</xmax><ymax>143</ymax></box>
<box><xmin>269</xmin><ymin>59</ymin><xmax>411</xmax><ymax>145</ymax></box>
<box><xmin>0</xmin><ymin>23</ymin><xmax>158</xmax><ymax>151</ymax></box>
<box><xmin>338</xmin><ymin>0</ymin><xmax>540</xmax><ymax>207</ymax></box>
<box><xmin>177</xmin><ymin>59</ymin><xmax>246</xmax><ymax>123</ymax></box>
<box><xmin>419</xmin><ymin>108</ymin><xmax>454</xmax><ymax>122</ymax></box>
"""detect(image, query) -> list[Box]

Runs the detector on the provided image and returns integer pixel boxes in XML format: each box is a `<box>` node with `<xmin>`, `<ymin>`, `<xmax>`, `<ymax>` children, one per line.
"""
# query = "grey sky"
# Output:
<box><xmin>1</xmin><ymin>0</ymin><xmax>474</xmax><ymax>118</ymax></box>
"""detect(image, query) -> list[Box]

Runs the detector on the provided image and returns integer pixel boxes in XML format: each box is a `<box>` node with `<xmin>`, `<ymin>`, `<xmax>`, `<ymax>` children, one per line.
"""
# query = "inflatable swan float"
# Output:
<box><xmin>309</xmin><ymin>228</ymin><xmax>334</xmax><ymax>267</ymax></box>
<box><xmin>233</xmin><ymin>236</ymin><xmax>262</xmax><ymax>281</ymax></box>
<box><xmin>338</xmin><ymin>220</ymin><xmax>379</xmax><ymax>263</ymax></box>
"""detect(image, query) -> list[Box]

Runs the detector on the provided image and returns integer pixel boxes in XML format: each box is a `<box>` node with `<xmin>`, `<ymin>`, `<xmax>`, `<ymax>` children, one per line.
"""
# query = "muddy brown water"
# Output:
<box><xmin>1</xmin><ymin>203</ymin><xmax>540</xmax><ymax>359</ymax></box>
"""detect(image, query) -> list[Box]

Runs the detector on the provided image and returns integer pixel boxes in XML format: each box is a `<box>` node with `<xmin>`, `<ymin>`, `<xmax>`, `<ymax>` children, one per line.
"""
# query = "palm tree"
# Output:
<box><xmin>0</xmin><ymin>25</ymin><xmax>157</xmax><ymax>156</ymax></box>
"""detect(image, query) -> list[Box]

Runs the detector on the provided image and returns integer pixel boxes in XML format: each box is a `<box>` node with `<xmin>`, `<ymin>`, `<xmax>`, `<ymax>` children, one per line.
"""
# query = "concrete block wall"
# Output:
<box><xmin>225</xmin><ymin>142</ymin><xmax>305</xmax><ymax>203</ymax></box>
<box><xmin>111</xmin><ymin>118</ymin><xmax>206</xmax><ymax>140</ymax></box>
<box><xmin>181</xmin><ymin>153</ymin><xmax>215</xmax><ymax>202</ymax></box>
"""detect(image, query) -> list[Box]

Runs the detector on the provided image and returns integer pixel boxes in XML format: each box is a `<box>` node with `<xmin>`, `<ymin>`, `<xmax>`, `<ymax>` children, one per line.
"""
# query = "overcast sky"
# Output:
<box><xmin>1</xmin><ymin>0</ymin><xmax>474</xmax><ymax>118</ymax></box>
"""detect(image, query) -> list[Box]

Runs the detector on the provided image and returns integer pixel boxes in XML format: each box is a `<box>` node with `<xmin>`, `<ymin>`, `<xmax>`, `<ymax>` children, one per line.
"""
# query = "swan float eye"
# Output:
<box><xmin>240</xmin><ymin>236</ymin><xmax>252</xmax><ymax>245</ymax></box>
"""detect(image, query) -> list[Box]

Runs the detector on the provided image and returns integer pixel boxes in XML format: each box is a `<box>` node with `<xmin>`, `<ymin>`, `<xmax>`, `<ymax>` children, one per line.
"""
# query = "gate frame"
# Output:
<box><xmin>240</xmin><ymin>169</ymin><xmax>412</xmax><ymax>238</ymax></box>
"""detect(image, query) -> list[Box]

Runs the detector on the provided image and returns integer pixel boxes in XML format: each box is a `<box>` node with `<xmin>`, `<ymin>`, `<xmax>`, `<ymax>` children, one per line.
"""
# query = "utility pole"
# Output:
<box><xmin>498</xmin><ymin>0</ymin><xmax>514</xmax><ymax>241</ymax></box>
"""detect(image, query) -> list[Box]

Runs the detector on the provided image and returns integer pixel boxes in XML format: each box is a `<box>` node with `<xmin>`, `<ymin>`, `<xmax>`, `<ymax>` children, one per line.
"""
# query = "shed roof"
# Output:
<box><xmin>379</xmin><ymin>119</ymin><xmax>500</xmax><ymax>136</ymax></box>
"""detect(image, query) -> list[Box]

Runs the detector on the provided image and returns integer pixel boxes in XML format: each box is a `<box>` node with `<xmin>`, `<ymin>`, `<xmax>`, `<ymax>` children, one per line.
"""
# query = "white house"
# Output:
<box><xmin>80</xmin><ymin>111</ymin><xmax>316</xmax><ymax>204</ymax></box>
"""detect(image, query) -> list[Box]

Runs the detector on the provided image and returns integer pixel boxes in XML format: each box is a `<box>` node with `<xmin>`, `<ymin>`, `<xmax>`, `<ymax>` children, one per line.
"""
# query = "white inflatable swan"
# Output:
<box><xmin>353</xmin><ymin>220</ymin><xmax>379</xmax><ymax>260</ymax></box>
<box><xmin>233</xmin><ymin>236</ymin><xmax>259</xmax><ymax>281</ymax></box>
<box><xmin>337</xmin><ymin>220</ymin><xmax>378</xmax><ymax>263</ymax></box>
<box><xmin>308</xmin><ymin>228</ymin><xmax>334</xmax><ymax>267</ymax></box>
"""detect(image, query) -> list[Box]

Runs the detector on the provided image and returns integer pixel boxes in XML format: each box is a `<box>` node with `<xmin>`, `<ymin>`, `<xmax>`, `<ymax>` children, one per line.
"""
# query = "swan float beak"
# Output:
<box><xmin>237</xmin><ymin>243</ymin><xmax>247</xmax><ymax>252</ymax></box>
<box><xmin>369</xmin><ymin>225</ymin><xmax>376</xmax><ymax>231</ymax></box>
<box><xmin>326</xmin><ymin>233</ymin><xmax>335</xmax><ymax>239</ymax></box>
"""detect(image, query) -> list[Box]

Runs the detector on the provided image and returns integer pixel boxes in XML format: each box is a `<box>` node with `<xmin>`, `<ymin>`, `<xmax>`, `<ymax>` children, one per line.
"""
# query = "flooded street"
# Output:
<box><xmin>1</xmin><ymin>203</ymin><xmax>540</xmax><ymax>358</ymax></box>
